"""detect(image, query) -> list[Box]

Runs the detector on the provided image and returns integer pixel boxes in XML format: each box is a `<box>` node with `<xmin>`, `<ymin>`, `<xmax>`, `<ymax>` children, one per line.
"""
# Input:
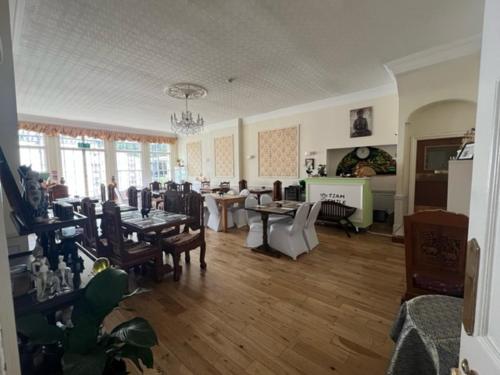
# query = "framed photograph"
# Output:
<box><xmin>458</xmin><ymin>142</ymin><xmax>474</xmax><ymax>160</ymax></box>
<box><xmin>305</xmin><ymin>158</ymin><xmax>315</xmax><ymax>170</ymax></box>
<box><xmin>350</xmin><ymin>106</ymin><xmax>373</xmax><ymax>138</ymax></box>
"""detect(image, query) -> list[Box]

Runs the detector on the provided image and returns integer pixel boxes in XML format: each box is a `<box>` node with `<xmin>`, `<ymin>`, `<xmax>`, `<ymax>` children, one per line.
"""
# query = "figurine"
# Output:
<box><xmin>18</xmin><ymin>165</ymin><xmax>49</xmax><ymax>223</ymax></box>
<box><xmin>35</xmin><ymin>257</ymin><xmax>50</xmax><ymax>301</ymax></box>
<box><xmin>56</xmin><ymin>255</ymin><xmax>73</xmax><ymax>291</ymax></box>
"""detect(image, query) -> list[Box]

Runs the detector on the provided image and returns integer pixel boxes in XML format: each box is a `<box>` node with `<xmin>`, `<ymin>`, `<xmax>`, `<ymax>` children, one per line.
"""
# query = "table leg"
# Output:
<box><xmin>251</xmin><ymin>212</ymin><xmax>281</xmax><ymax>258</ymax></box>
<box><xmin>222</xmin><ymin>202</ymin><xmax>228</xmax><ymax>232</ymax></box>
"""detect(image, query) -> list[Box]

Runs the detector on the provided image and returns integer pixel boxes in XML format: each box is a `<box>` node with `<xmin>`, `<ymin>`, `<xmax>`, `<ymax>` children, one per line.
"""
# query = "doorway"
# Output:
<box><xmin>414</xmin><ymin>137</ymin><xmax>462</xmax><ymax>211</ymax></box>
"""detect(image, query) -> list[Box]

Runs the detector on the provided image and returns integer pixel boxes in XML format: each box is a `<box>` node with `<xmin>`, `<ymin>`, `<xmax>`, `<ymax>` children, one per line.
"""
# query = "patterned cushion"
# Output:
<box><xmin>412</xmin><ymin>273</ymin><xmax>464</xmax><ymax>297</ymax></box>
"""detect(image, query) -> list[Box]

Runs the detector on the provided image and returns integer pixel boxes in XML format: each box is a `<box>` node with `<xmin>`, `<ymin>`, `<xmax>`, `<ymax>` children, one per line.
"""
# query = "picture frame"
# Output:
<box><xmin>305</xmin><ymin>158</ymin><xmax>315</xmax><ymax>170</ymax></box>
<box><xmin>458</xmin><ymin>142</ymin><xmax>474</xmax><ymax>160</ymax></box>
<box><xmin>350</xmin><ymin>106</ymin><xmax>373</xmax><ymax>138</ymax></box>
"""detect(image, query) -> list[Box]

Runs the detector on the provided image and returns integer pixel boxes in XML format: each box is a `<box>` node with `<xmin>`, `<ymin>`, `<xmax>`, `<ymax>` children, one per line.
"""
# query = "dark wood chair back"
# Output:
<box><xmin>184</xmin><ymin>192</ymin><xmax>204</xmax><ymax>232</ymax></box>
<box><xmin>201</xmin><ymin>181</ymin><xmax>210</xmax><ymax>189</ymax></box>
<box><xmin>100</xmin><ymin>183</ymin><xmax>107</xmax><ymax>202</ymax></box>
<box><xmin>284</xmin><ymin>185</ymin><xmax>300</xmax><ymax>201</ymax></box>
<box><xmin>49</xmin><ymin>184</ymin><xmax>69</xmax><ymax>202</ymax></box>
<box><xmin>101</xmin><ymin>201</ymin><xmax>124</xmax><ymax>258</ymax></box>
<box><xmin>273</xmin><ymin>180</ymin><xmax>282</xmax><ymax>201</ymax></box>
<box><xmin>403</xmin><ymin>210</ymin><xmax>469</xmax><ymax>301</ymax></box>
<box><xmin>127</xmin><ymin>186</ymin><xmax>138</xmax><ymax>207</ymax></box>
<box><xmin>141</xmin><ymin>188</ymin><xmax>152</xmax><ymax>211</ymax></box>
<box><xmin>166</xmin><ymin>181</ymin><xmax>179</xmax><ymax>191</ymax></box>
<box><xmin>150</xmin><ymin>181</ymin><xmax>161</xmax><ymax>191</ymax></box>
<box><xmin>182</xmin><ymin>182</ymin><xmax>192</xmax><ymax>193</ymax></box>
<box><xmin>164</xmin><ymin>191</ymin><xmax>184</xmax><ymax>213</ymax></box>
<box><xmin>239</xmin><ymin>179</ymin><xmax>247</xmax><ymax>192</ymax></box>
<box><xmin>80</xmin><ymin>198</ymin><xmax>100</xmax><ymax>252</ymax></box>
<box><xmin>107</xmin><ymin>184</ymin><xmax>117</xmax><ymax>201</ymax></box>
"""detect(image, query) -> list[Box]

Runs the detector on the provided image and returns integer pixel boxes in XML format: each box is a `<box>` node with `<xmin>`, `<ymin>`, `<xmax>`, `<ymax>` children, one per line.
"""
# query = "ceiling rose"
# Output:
<box><xmin>166</xmin><ymin>83</ymin><xmax>207</xmax><ymax>135</ymax></box>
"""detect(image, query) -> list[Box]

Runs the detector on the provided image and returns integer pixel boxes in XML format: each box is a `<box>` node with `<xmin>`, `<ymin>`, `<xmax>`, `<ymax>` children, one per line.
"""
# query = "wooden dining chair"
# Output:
<box><xmin>107</xmin><ymin>184</ymin><xmax>117</xmax><ymax>202</ymax></box>
<box><xmin>80</xmin><ymin>197</ymin><xmax>109</xmax><ymax>257</ymax></box>
<box><xmin>165</xmin><ymin>181</ymin><xmax>178</xmax><ymax>191</ymax></box>
<box><xmin>273</xmin><ymin>180</ymin><xmax>282</xmax><ymax>201</ymax></box>
<box><xmin>239</xmin><ymin>179</ymin><xmax>248</xmax><ymax>192</ymax></box>
<box><xmin>182</xmin><ymin>181</ymin><xmax>192</xmax><ymax>193</ymax></box>
<box><xmin>101</xmin><ymin>201</ymin><xmax>164</xmax><ymax>281</ymax></box>
<box><xmin>48</xmin><ymin>184</ymin><xmax>69</xmax><ymax>203</ymax></box>
<box><xmin>140</xmin><ymin>188</ymin><xmax>152</xmax><ymax>217</ymax></box>
<box><xmin>161</xmin><ymin>192</ymin><xmax>206</xmax><ymax>281</ymax></box>
<box><xmin>100</xmin><ymin>183</ymin><xmax>107</xmax><ymax>202</ymax></box>
<box><xmin>403</xmin><ymin>210</ymin><xmax>469</xmax><ymax>301</ymax></box>
<box><xmin>150</xmin><ymin>181</ymin><xmax>161</xmax><ymax>191</ymax></box>
<box><xmin>127</xmin><ymin>186</ymin><xmax>138</xmax><ymax>207</ymax></box>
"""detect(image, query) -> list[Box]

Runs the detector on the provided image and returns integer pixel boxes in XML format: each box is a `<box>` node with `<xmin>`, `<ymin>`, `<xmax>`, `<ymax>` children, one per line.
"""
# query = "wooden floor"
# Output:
<box><xmin>107</xmin><ymin>225</ymin><xmax>405</xmax><ymax>375</ymax></box>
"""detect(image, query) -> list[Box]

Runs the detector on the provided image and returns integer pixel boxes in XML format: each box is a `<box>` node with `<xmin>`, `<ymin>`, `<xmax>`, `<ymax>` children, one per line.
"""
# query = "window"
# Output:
<box><xmin>150</xmin><ymin>143</ymin><xmax>171</xmax><ymax>183</ymax></box>
<box><xmin>116</xmin><ymin>141</ymin><xmax>142</xmax><ymax>189</ymax></box>
<box><xmin>18</xmin><ymin>130</ymin><xmax>47</xmax><ymax>172</ymax></box>
<box><xmin>60</xmin><ymin>135</ymin><xmax>106</xmax><ymax>198</ymax></box>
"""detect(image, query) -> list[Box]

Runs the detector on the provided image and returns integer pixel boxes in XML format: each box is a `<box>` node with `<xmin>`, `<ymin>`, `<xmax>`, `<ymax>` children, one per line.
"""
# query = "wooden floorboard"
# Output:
<box><xmin>107</xmin><ymin>225</ymin><xmax>405</xmax><ymax>375</ymax></box>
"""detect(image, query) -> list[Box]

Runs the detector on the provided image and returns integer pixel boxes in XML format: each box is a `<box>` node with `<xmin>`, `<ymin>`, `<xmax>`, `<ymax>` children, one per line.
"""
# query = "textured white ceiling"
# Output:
<box><xmin>12</xmin><ymin>0</ymin><xmax>483</xmax><ymax>132</ymax></box>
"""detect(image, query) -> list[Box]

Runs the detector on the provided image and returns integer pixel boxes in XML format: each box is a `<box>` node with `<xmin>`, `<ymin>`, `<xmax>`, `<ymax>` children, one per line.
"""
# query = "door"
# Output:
<box><xmin>459</xmin><ymin>0</ymin><xmax>500</xmax><ymax>373</ymax></box>
<box><xmin>414</xmin><ymin>137</ymin><xmax>462</xmax><ymax>211</ymax></box>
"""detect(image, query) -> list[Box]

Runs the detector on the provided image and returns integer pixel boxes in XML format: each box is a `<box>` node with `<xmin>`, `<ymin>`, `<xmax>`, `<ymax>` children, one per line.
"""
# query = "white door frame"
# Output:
<box><xmin>407</xmin><ymin>131</ymin><xmax>464</xmax><ymax>214</ymax></box>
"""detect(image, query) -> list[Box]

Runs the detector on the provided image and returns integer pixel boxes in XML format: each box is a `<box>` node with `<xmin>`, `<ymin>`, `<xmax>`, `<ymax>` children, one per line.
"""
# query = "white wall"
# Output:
<box><xmin>177</xmin><ymin>119</ymin><xmax>242</xmax><ymax>186</ymax></box>
<box><xmin>0</xmin><ymin>0</ymin><xmax>22</xmax><ymax>371</ymax></box>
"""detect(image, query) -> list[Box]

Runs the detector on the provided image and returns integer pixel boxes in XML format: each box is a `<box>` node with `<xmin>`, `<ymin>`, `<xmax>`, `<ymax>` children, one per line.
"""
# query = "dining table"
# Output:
<box><xmin>94</xmin><ymin>203</ymin><xmax>137</xmax><ymax>218</ymax></box>
<box><xmin>120</xmin><ymin>209</ymin><xmax>192</xmax><ymax>238</ymax></box>
<box><xmin>245</xmin><ymin>200</ymin><xmax>305</xmax><ymax>257</ymax></box>
<box><xmin>209</xmin><ymin>193</ymin><xmax>246</xmax><ymax>232</ymax></box>
<box><xmin>249</xmin><ymin>188</ymin><xmax>273</xmax><ymax>202</ymax></box>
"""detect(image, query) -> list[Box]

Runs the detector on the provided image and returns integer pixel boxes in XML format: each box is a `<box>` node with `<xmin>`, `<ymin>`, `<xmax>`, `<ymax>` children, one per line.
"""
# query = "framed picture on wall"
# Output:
<box><xmin>305</xmin><ymin>158</ymin><xmax>315</xmax><ymax>170</ymax></box>
<box><xmin>458</xmin><ymin>142</ymin><xmax>474</xmax><ymax>160</ymax></box>
<box><xmin>350</xmin><ymin>106</ymin><xmax>373</xmax><ymax>138</ymax></box>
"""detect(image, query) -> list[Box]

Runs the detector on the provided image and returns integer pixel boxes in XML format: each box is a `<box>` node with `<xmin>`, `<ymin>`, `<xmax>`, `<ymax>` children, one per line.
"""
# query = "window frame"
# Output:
<box><xmin>149</xmin><ymin>143</ymin><xmax>171</xmax><ymax>183</ymax></box>
<box><xmin>115</xmin><ymin>140</ymin><xmax>143</xmax><ymax>190</ymax></box>
<box><xmin>18</xmin><ymin>130</ymin><xmax>48</xmax><ymax>172</ymax></box>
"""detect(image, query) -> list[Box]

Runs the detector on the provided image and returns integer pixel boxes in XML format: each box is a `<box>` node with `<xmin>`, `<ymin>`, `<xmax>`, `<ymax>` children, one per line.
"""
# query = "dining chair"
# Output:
<box><xmin>166</xmin><ymin>181</ymin><xmax>179</xmax><ymax>191</ymax></box>
<box><xmin>161</xmin><ymin>192</ymin><xmax>206</xmax><ymax>281</ymax></box>
<box><xmin>150</xmin><ymin>181</ymin><xmax>161</xmax><ymax>191</ymax></box>
<box><xmin>260</xmin><ymin>194</ymin><xmax>272</xmax><ymax>205</ymax></box>
<box><xmin>245</xmin><ymin>196</ymin><xmax>264</xmax><ymax>248</ymax></box>
<box><xmin>48</xmin><ymin>184</ymin><xmax>69</xmax><ymax>203</ymax></box>
<box><xmin>127</xmin><ymin>186</ymin><xmax>138</xmax><ymax>207</ymax></box>
<box><xmin>107</xmin><ymin>184</ymin><xmax>117</xmax><ymax>202</ymax></box>
<box><xmin>81</xmin><ymin>197</ymin><xmax>109</xmax><ymax>257</ymax></box>
<box><xmin>269</xmin><ymin>203</ymin><xmax>310</xmax><ymax>260</ymax></box>
<box><xmin>273</xmin><ymin>180</ymin><xmax>282</xmax><ymax>201</ymax></box>
<box><xmin>182</xmin><ymin>181</ymin><xmax>192</xmax><ymax>193</ymax></box>
<box><xmin>101</xmin><ymin>201</ymin><xmax>164</xmax><ymax>281</ymax></box>
<box><xmin>219</xmin><ymin>181</ymin><xmax>230</xmax><ymax>193</ymax></box>
<box><xmin>140</xmin><ymin>188</ymin><xmax>152</xmax><ymax>217</ymax></box>
<box><xmin>239</xmin><ymin>189</ymin><xmax>250</xmax><ymax>196</ymax></box>
<box><xmin>303</xmin><ymin>201</ymin><xmax>322</xmax><ymax>250</ymax></box>
<box><xmin>100</xmin><ymin>183</ymin><xmax>107</xmax><ymax>202</ymax></box>
<box><xmin>205</xmin><ymin>195</ymin><xmax>234</xmax><ymax>231</ymax></box>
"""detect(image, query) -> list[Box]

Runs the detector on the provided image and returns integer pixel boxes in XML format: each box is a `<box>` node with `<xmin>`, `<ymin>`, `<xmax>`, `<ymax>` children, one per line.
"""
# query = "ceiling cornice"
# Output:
<box><xmin>242</xmin><ymin>83</ymin><xmax>397</xmax><ymax>125</ymax></box>
<box><xmin>17</xmin><ymin>113</ymin><xmax>177</xmax><ymax>138</ymax></box>
<box><xmin>385</xmin><ymin>34</ymin><xmax>482</xmax><ymax>76</ymax></box>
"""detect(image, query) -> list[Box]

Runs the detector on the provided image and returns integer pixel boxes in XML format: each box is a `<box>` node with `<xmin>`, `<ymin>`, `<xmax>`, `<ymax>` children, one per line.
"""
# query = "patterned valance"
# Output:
<box><xmin>18</xmin><ymin>121</ymin><xmax>176</xmax><ymax>144</ymax></box>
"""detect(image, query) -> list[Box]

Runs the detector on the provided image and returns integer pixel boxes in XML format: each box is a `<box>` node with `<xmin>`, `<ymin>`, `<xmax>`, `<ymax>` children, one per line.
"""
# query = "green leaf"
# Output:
<box><xmin>16</xmin><ymin>313</ymin><xmax>64</xmax><ymax>345</ymax></box>
<box><xmin>118</xmin><ymin>344</ymin><xmax>154</xmax><ymax>370</ymax></box>
<box><xmin>65</xmin><ymin>316</ymin><xmax>100</xmax><ymax>354</ymax></box>
<box><xmin>110</xmin><ymin>317</ymin><xmax>158</xmax><ymax>348</ymax></box>
<box><xmin>62</xmin><ymin>347</ymin><xmax>107</xmax><ymax>375</ymax></box>
<box><xmin>75</xmin><ymin>268</ymin><xmax>128</xmax><ymax>323</ymax></box>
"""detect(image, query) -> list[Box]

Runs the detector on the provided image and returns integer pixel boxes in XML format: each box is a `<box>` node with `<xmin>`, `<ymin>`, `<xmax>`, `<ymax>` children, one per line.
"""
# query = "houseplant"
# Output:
<box><xmin>16</xmin><ymin>268</ymin><xmax>157</xmax><ymax>374</ymax></box>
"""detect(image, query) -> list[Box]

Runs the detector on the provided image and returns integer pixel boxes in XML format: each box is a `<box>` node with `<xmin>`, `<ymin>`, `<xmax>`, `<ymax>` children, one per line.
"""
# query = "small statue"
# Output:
<box><xmin>35</xmin><ymin>257</ymin><xmax>50</xmax><ymax>301</ymax></box>
<box><xmin>18</xmin><ymin>165</ymin><xmax>48</xmax><ymax>223</ymax></box>
<box><xmin>57</xmin><ymin>255</ymin><xmax>73</xmax><ymax>291</ymax></box>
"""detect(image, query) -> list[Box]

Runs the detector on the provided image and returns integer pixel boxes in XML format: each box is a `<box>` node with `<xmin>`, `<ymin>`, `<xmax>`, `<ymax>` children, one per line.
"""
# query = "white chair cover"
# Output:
<box><xmin>304</xmin><ymin>201</ymin><xmax>322</xmax><ymax>250</ymax></box>
<box><xmin>260</xmin><ymin>194</ymin><xmax>272</xmax><ymax>205</ymax></box>
<box><xmin>239</xmin><ymin>189</ymin><xmax>250</xmax><ymax>196</ymax></box>
<box><xmin>205</xmin><ymin>195</ymin><xmax>234</xmax><ymax>231</ymax></box>
<box><xmin>269</xmin><ymin>203</ymin><xmax>310</xmax><ymax>260</ymax></box>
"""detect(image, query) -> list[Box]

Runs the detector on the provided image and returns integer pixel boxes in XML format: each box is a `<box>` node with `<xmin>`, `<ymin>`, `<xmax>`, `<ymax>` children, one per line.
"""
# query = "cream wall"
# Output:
<box><xmin>241</xmin><ymin>93</ymin><xmax>399</xmax><ymax>187</ymax></box>
<box><xmin>393</xmin><ymin>53</ymin><xmax>480</xmax><ymax>234</ymax></box>
<box><xmin>177</xmin><ymin>119</ymin><xmax>242</xmax><ymax>186</ymax></box>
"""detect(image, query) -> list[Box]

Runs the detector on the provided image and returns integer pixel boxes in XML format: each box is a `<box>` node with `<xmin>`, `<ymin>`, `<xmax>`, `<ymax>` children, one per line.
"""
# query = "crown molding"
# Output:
<box><xmin>17</xmin><ymin>113</ymin><xmax>177</xmax><ymax>138</ymax></box>
<box><xmin>242</xmin><ymin>83</ymin><xmax>397</xmax><ymax>125</ymax></box>
<box><xmin>385</xmin><ymin>34</ymin><xmax>482</xmax><ymax>76</ymax></box>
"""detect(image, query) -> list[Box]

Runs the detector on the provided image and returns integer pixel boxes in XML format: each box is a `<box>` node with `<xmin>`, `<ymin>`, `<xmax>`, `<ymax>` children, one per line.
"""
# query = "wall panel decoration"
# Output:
<box><xmin>258</xmin><ymin>126</ymin><xmax>298</xmax><ymax>177</ymax></box>
<box><xmin>214</xmin><ymin>135</ymin><xmax>234</xmax><ymax>177</ymax></box>
<box><xmin>186</xmin><ymin>141</ymin><xmax>202</xmax><ymax>177</ymax></box>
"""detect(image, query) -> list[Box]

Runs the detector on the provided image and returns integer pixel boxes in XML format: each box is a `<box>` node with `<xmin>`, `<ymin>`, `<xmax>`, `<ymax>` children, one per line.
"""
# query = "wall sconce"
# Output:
<box><xmin>304</xmin><ymin>151</ymin><xmax>317</xmax><ymax>156</ymax></box>
<box><xmin>247</xmin><ymin>155</ymin><xmax>255</xmax><ymax>160</ymax></box>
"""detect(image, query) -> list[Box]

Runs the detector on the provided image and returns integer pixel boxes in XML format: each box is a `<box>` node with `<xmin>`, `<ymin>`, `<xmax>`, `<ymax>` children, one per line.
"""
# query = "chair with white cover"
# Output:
<box><xmin>260</xmin><ymin>194</ymin><xmax>272</xmax><ymax>205</ymax></box>
<box><xmin>231</xmin><ymin>203</ymin><xmax>247</xmax><ymax>228</ymax></box>
<box><xmin>269</xmin><ymin>203</ymin><xmax>310</xmax><ymax>260</ymax></box>
<box><xmin>245</xmin><ymin>196</ymin><xmax>263</xmax><ymax>248</ymax></box>
<box><xmin>304</xmin><ymin>201</ymin><xmax>322</xmax><ymax>250</ymax></box>
<box><xmin>245</xmin><ymin>196</ymin><xmax>261</xmax><ymax>225</ymax></box>
<box><xmin>239</xmin><ymin>189</ymin><xmax>250</xmax><ymax>197</ymax></box>
<box><xmin>205</xmin><ymin>195</ymin><xmax>234</xmax><ymax>231</ymax></box>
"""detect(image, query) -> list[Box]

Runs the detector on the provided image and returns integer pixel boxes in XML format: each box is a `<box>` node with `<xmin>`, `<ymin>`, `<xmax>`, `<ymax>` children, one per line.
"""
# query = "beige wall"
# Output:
<box><xmin>241</xmin><ymin>94</ymin><xmax>399</xmax><ymax>187</ymax></box>
<box><xmin>393</xmin><ymin>53</ymin><xmax>480</xmax><ymax>234</ymax></box>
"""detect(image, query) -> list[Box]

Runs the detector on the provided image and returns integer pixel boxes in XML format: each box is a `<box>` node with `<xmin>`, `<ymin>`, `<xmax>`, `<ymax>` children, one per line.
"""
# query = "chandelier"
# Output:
<box><xmin>167</xmin><ymin>83</ymin><xmax>208</xmax><ymax>135</ymax></box>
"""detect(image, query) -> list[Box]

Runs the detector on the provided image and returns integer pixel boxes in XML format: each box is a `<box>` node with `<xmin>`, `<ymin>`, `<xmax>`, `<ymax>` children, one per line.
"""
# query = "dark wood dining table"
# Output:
<box><xmin>120</xmin><ymin>209</ymin><xmax>192</xmax><ymax>237</ymax></box>
<box><xmin>245</xmin><ymin>200</ymin><xmax>305</xmax><ymax>257</ymax></box>
<box><xmin>249</xmin><ymin>188</ymin><xmax>273</xmax><ymax>202</ymax></box>
<box><xmin>94</xmin><ymin>203</ymin><xmax>137</xmax><ymax>218</ymax></box>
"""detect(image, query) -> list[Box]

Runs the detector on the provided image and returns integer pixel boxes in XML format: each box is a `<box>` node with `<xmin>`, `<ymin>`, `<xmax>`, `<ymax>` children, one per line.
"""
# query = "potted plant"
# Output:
<box><xmin>16</xmin><ymin>268</ymin><xmax>157</xmax><ymax>375</ymax></box>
